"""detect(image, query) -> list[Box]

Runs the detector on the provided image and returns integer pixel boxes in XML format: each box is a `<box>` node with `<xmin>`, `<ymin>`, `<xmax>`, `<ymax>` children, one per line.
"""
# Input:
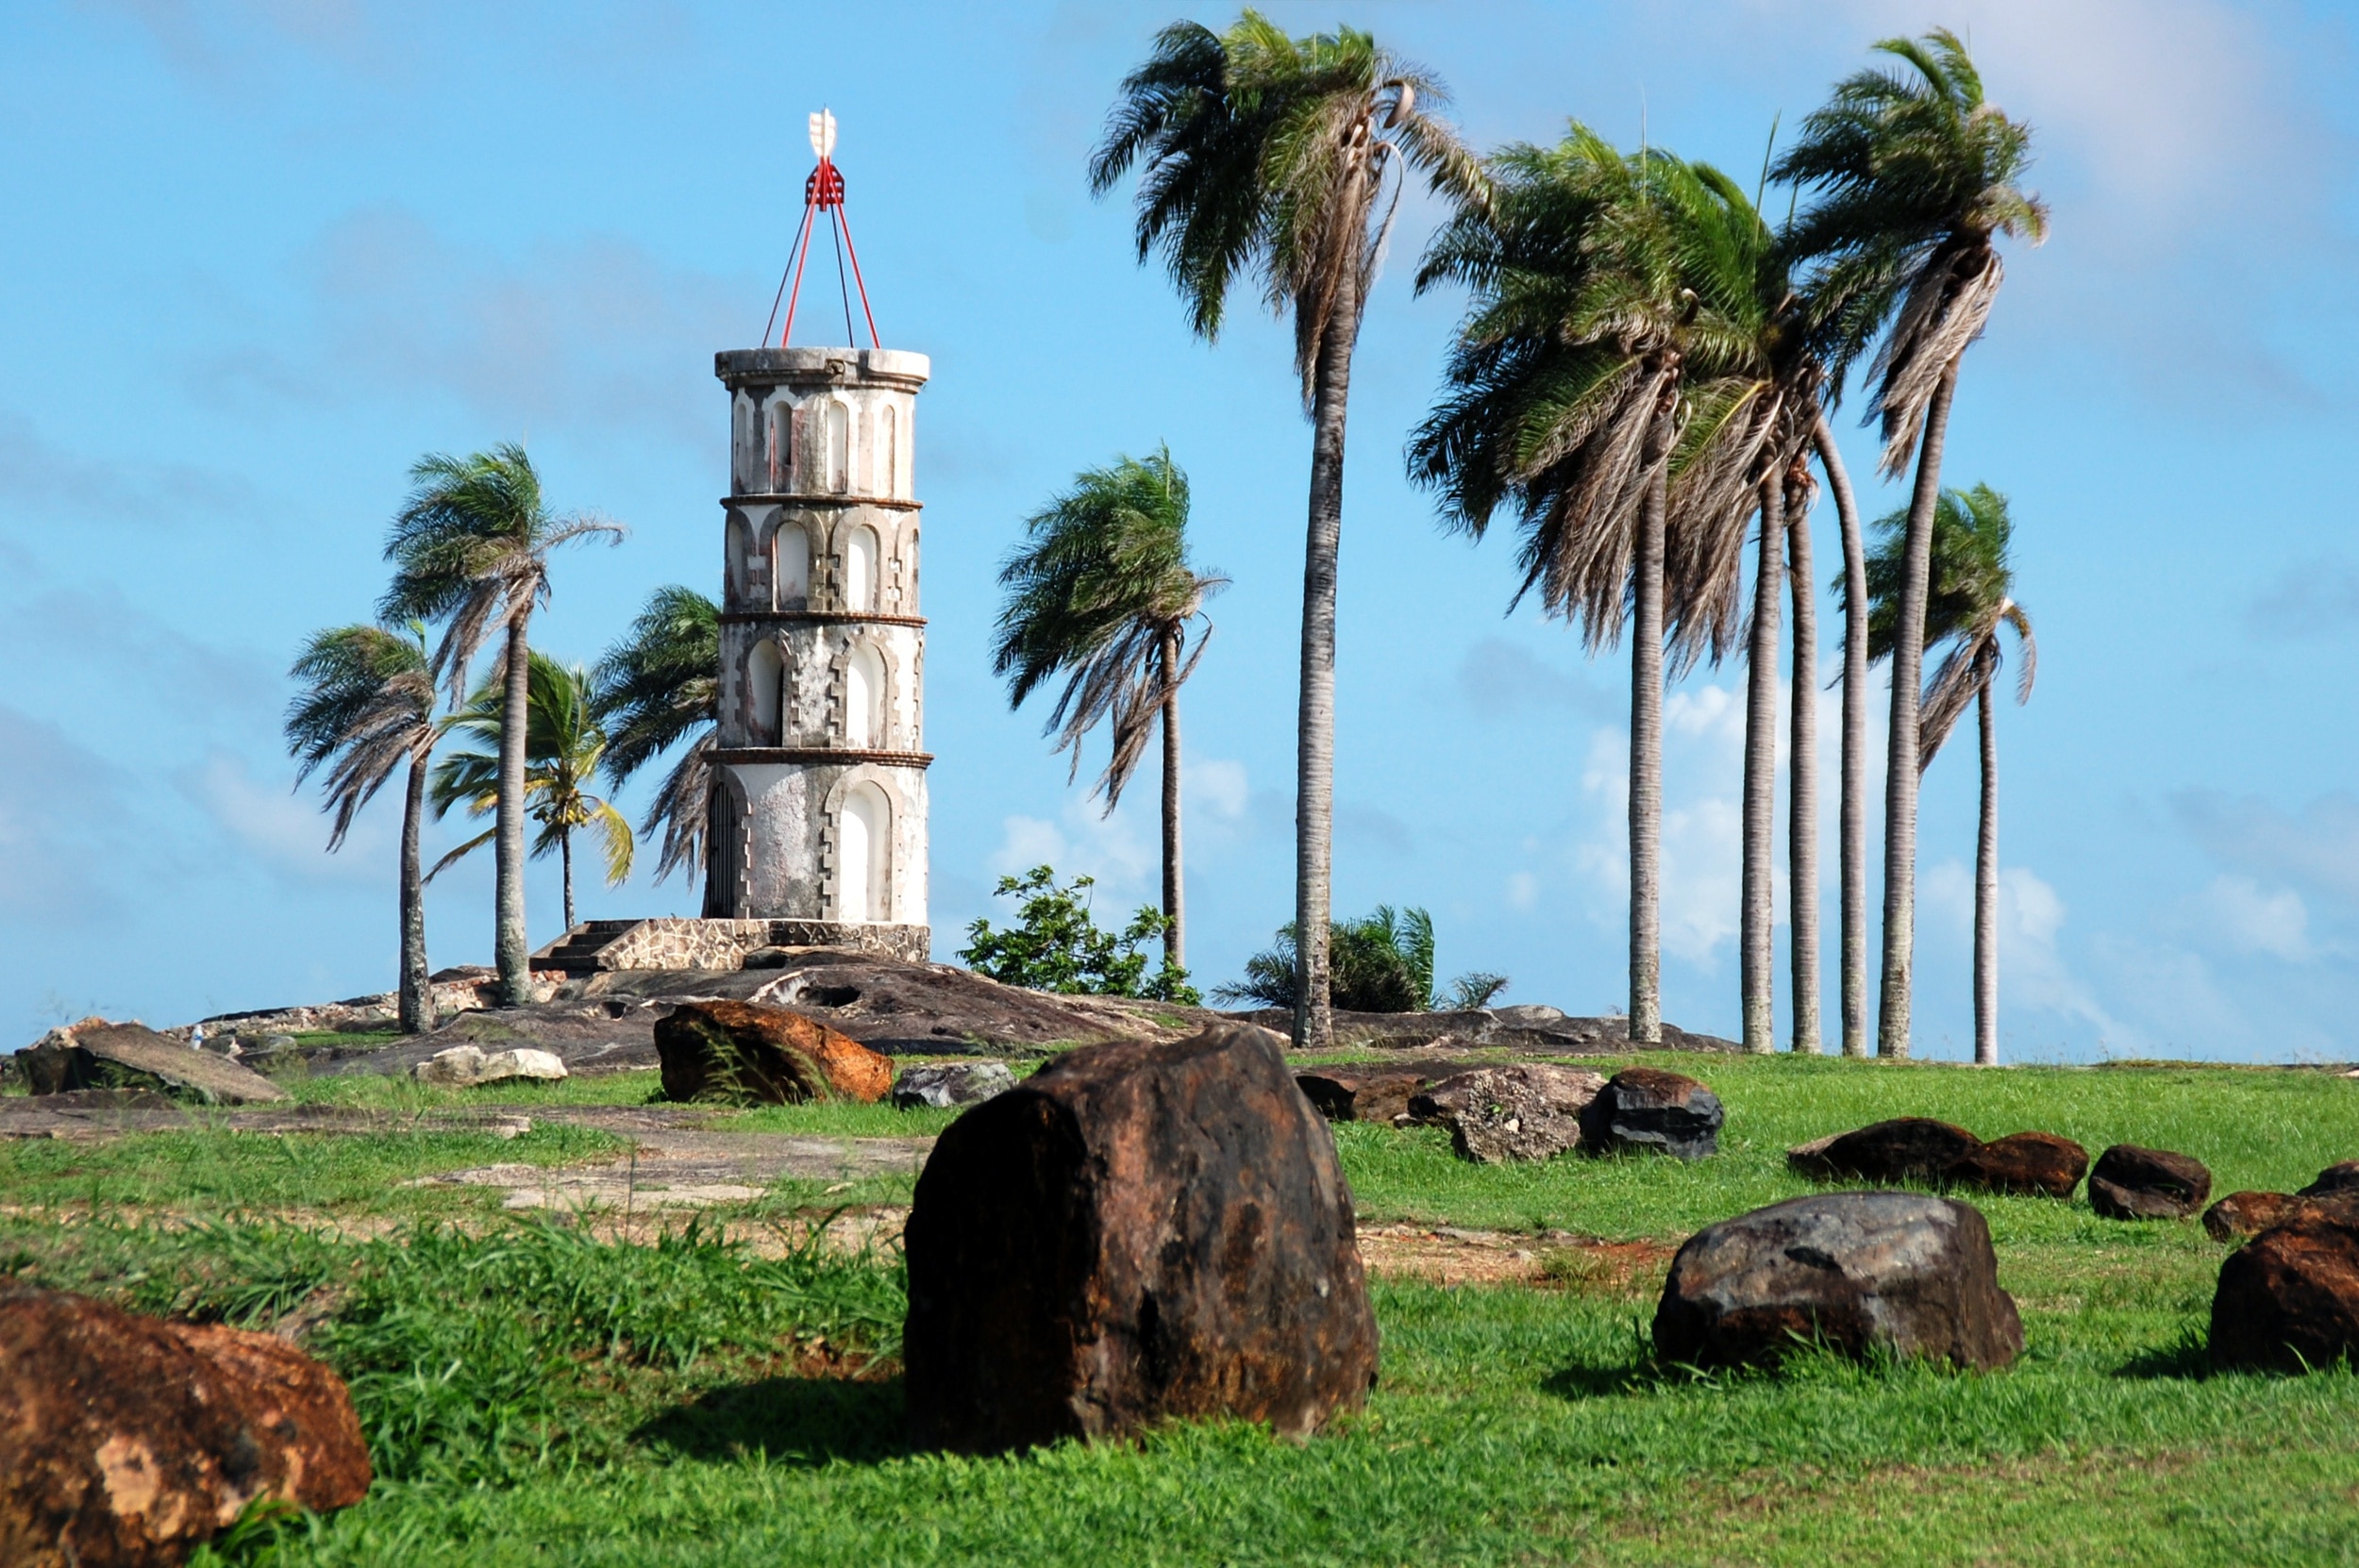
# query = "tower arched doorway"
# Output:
<box><xmin>836</xmin><ymin>782</ymin><xmax>890</xmax><ymax>923</ymax></box>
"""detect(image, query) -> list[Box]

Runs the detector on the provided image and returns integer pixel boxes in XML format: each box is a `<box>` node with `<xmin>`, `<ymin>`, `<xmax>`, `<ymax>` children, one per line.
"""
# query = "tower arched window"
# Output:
<box><xmin>774</xmin><ymin>522</ymin><xmax>810</xmax><ymax>609</ymax></box>
<box><xmin>725</xmin><ymin>514</ymin><xmax>752</xmax><ymax>606</ymax></box>
<box><xmin>845</xmin><ymin>642</ymin><xmax>885</xmax><ymax>748</ymax></box>
<box><xmin>878</xmin><ymin>404</ymin><xmax>897</xmax><ymax>498</ymax></box>
<box><xmin>838</xmin><ymin>782</ymin><xmax>890</xmax><ymax>923</ymax></box>
<box><xmin>704</xmin><ymin>780</ymin><xmax>745</xmax><ymax>919</ymax></box>
<box><xmin>826</xmin><ymin>401</ymin><xmax>850</xmax><ymax>494</ymax></box>
<box><xmin>844</xmin><ymin>525</ymin><xmax>878</xmax><ymax>614</ymax></box>
<box><xmin>766</xmin><ymin>400</ymin><xmax>791</xmax><ymax>491</ymax></box>
<box><xmin>732</xmin><ymin>395</ymin><xmax>755</xmax><ymax>492</ymax></box>
<box><xmin>747</xmin><ymin>640</ymin><xmax>784</xmax><ymax>745</ymax></box>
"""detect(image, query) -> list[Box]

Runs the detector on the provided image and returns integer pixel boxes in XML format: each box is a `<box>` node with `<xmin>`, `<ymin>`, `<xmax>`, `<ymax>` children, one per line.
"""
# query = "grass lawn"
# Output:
<box><xmin>8</xmin><ymin>1053</ymin><xmax>2359</xmax><ymax>1564</ymax></box>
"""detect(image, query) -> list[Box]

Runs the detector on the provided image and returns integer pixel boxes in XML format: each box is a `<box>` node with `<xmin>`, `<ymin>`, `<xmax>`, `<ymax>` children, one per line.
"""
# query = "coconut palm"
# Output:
<box><xmin>1775</xmin><ymin>28</ymin><xmax>2047</xmax><ymax>1058</ymax></box>
<box><xmin>1857</xmin><ymin>484</ymin><xmax>2034</xmax><ymax>1065</ymax></box>
<box><xmin>429</xmin><ymin>653</ymin><xmax>635</xmax><ymax>934</ymax></box>
<box><xmin>380</xmin><ymin>444</ymin><xmax>622</xmax><ymax>1005</ymax></box>
<box><xmin>992</xmin><ymin>448</ymin><xmax>1226</xmax><ymax>967</ymax></box>
<box><xmin>1412</xmin><ymin>128</ymin><xmax>1765</xmax><ymax>1045</ymax></box>
<box><xmin>1089</xmin><ymin>11</ymin><xmax>1476</xmax><ymax>1050</ymax></box>
<box><xmin>285</xmin><ymin>622</ymin><xmax>441</xmax><ymax>1034</ymax></box>
<box><xmin>1816</xmin><ymin>415</ymin><xmax>1872</xmax><ymax>1057</ymax></box>
<box><xmin>595</xmin><ymin>586</ymin><xmax>719</xmax><ymax>892</ymax></box>
<box><xmin>1213</xmin><ymin>904</ymin><xmax>1507</xmax><ymax>1013</ymax></box>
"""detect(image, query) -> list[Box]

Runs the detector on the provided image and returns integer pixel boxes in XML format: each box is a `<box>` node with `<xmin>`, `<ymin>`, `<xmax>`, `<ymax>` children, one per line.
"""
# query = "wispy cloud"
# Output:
<box><xmin>2246</xmin><ymin>557</ymin><xmax>2359</xmax><ymax>640</ymax></box>
<box><xmin>0</xmin><ymin>409</ymin><xmax>260</xmax><ymax>527</ymax></box>
<box><xmin>0</xmin><ymin>705</ymin><xmax>134</xmax><ymax>924</ymax></box>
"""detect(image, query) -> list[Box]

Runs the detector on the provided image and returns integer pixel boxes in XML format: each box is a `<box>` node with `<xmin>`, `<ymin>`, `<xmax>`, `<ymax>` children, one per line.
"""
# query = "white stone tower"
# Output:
<box><xmin>704</xmin><ymin>345</ymin><xmax>931</xmax><ymax>961</ymax></box>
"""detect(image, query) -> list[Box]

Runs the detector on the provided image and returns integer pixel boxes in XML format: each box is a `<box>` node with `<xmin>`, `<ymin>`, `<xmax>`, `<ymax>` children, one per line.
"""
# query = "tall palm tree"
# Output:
<box><xmin>992</xmin><ymin>449</ymin><xmax>1226</xmax><ymax>967</ymax></box>
<box><xmin>381</xmin><ymin>444</ymin><xmax>621</xmax><ymax>1005</ymax></box>
<box><xmin>1815</xmin><ymin>415</ymin><xmax>1872</xmax><ymax>1058</ymax></box>
<box><xmin>1089</xmin><ymin>11</ymin><xmax>1475</xmax><ymax>1050</ymax></box>
<box><xmin>1783</xmin><ymin>457</ymin><xmax>1823</xmax><ymax>1056</ymax></box>
<box><xmin>285</xmin><ymin>622</ymin><xmax>441</xmax><ymax>1034</ymax></box>
<box><xmin>429</xmin><ymin>653</ymin><xmax>635</xmax><ymax>933</ymax></box>
<box><xmin>1776</xmin><ymin>29</ymin><xmax>2047</xmax><ymax>1058</ymax></box>
<box><xmin>595</xmin><ymin>585</ymin><xmax>719</xmax><ymax>892</ymax></box>
<box><xmin>1412</xmin><ymin>130</ymin><xmax>1760</xmax><ymax>1045</ymax></box>
<box><xmin>1859</xmin><ymin>484</ymin><xmax>2034</xmax><ymax>1065</ymax></box>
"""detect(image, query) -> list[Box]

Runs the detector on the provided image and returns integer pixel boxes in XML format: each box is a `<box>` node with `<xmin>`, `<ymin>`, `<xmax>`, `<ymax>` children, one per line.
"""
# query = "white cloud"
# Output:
<box><xmin>988</xmin><ymin>797</ymin><xmax>1155</xmax><ymax>904</ymax></box>
<box><xmin>179</xmin><ymin>751</ymin><xmax>385</xmax><ymax>883</ymax></box>
<box><xmin>0</xmin><ymin>705</ymin><xmax>132</xmax><ymax>923</ymax></box>
<box><xmin>2196</xmin><ymin>874</ymin><xmax>2313</xmax><ymax>961</ymax></box>
<box><xmin>2174</xmin><ymin>790</ymin><xmax>2359</xmax><ymax>902</ymax></box>
<box><xmin>1506</xmin><ymin>871</ymin><xmax>1538</xmax><ymax>911</ymax></box>
<box><xmin>1185</xmin><ymin>759</ymin><xmax>1249</xmax><ymax>823</ymax></box>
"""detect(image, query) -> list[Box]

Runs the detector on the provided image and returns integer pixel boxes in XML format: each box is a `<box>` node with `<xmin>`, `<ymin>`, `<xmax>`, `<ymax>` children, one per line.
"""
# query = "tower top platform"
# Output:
<box><xmin>715</xmin><ymin>346</ymin><xmax>929</xmax><ymax>389</ymax></box>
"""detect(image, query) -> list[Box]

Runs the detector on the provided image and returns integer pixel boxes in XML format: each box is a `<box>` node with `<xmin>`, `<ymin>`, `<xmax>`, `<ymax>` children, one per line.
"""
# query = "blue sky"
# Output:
<box><xmin>5</xmin><ymin>0</ymin><xmax>2357</xmax><ymax>1061</ymax></box>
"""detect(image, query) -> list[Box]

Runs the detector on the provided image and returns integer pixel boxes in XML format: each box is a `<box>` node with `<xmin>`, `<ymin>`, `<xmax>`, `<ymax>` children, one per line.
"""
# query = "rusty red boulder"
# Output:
<box><xmin>2210</xmin><ymin>1212</ymin><xmax>2359</xmax><ymax>1372</ymax></box>
<box><xmin>654</xmin><ymin>999</ymin><xmax>892</xmax><ymax>1104</ymax></box>
<box><xmin>0</xmin><ymin>1285</ymin><xmax>370</xmax><ymax>1568</ymax></box>
<box><xmin>1949</xmin><ymin>1131</ymin><xmax>2090</xmax><ymax>1198</ymax></box>
<box><xmin>903</xmin><ymin>1024</ymin><xmax>1379</xmax><ymax>1453</ymax></box>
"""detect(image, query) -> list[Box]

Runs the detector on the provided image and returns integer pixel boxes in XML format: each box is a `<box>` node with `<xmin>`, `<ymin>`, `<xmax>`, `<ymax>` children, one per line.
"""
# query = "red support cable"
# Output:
<box><xmin>834</xmin><ymin>204</ymin><xmax>881</xmax><ymax>349</ymax></box>
<box><xmin>776</xmin><ymin>152</ymin><xmax>880</xmax><ymax>351</ymax></box>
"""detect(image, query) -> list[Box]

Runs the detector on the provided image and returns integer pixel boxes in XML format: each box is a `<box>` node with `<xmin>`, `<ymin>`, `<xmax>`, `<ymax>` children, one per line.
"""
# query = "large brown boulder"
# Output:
<box><xmin>1653</xmin><ymin>1192</ymin><xmax>2023</xmax><ymax>1372</ymax></box>
<box><xmin>1949</xmin><ymin>1132</ymin><xmax>2090</xmax><ymax>1198</ymax></box>
<box><xmin>1581</xmin><ymin>1067</ymin><xmax>1722</xmax><ymax>1160</ymax></box>
<box><xmin>1788</xmin><ymin>1118</ymin><xmax>1982</xmax><ymax>1184</ymax></box>
<box><xmin>0</xmin><ymin>1285</ymin><xmax>370</xmax><ymax>1567</ymax></box>
<box><xmin>903</xmin><ymin>1025</ymin><xmax>1379</xmax><ymax>1454</ymax></box>
<box><xmin>653</xmin><ymin>1000</ymin><xmax>892</xmax><ymax>1104</ymax></box>
<box><xmin>2204</xmin><ymin>1190</ymin><xmax>2359</xmax><ymax>1243</ymax></box>
<box><xmin>1404</xmin><ymin>1065</ymin><xmax>1605</xmax><ymax>1163</ymax></box>
<box><xmin>2089</xmin><ymin>1144</ymin><xmax>2212</xmax><ymax>1220</ymax></box>
<box><xmin>2210</xmin><ymin>1212</ymin><xmax>2359</xmax><ymax>1372</ymax></box>
<box><xmin>17</xmin><ymin>1020</ymin><xmax>288</xmax><ymax>1106</ymax></box>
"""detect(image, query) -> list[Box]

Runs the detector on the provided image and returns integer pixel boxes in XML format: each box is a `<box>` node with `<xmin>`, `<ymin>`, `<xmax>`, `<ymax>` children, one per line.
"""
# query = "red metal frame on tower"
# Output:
<box><xmin>772</xmin><ymin>116</ymin><xmax>879</xmax><ymax>352</ymax></box>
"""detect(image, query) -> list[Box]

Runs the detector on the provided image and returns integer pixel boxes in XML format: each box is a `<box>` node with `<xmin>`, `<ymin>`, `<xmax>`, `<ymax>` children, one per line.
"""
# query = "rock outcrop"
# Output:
<box><xmin>2088</xmin><ymin>1144</ymin><xmax>2212</xmax><ymax>1220</ymax></box>
<box><xmin>2210</xmin><ymin>1211</ymin><xmax>2359</xmax><ymax>1372</ymax></box>
<box><xmin>654</xmin><ymin>1001</ymin><xmax>892</xmax><ymax>1104</ymax></box>
<box><xmin>1581</xmin><ymin>1068</ymin><xmax>1723</xmax><ymax>1160</ymax></box>
<box><xmin>0</xmin><ymin>1285</ymin><xmax>371</xmax><ymax>1567</ymax></box>
<box><xmin>1403</xmin><ymin>1065</ymin><xmax>1606</xmax><ymax>1163</ymax></box>
<box><xmin>903</xmin><ymin>1024</ymin><xmax>1379</xmax><ymax>1454</ymax></box>
<box><xmin>891</xmin><ymin>1061</ymin><xmax>1016</xmax><ymax>1110</ymax></box>
<box><xmin>1653</xmin><ymin>1192</ymin><xmax>2023</xmax><ymax>1372</ymax></box>
<box><xmin>16</xmin><ymin>1020</ymin><xmax>288</xmax><ymax>1106</ymax></box>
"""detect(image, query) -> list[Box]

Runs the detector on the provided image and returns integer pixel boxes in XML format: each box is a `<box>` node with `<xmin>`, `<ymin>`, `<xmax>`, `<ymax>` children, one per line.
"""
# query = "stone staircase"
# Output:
<box><xmin>529</xmin><ymin>921</ymin><xmax>644</xmax><ymax>976</ymax></box>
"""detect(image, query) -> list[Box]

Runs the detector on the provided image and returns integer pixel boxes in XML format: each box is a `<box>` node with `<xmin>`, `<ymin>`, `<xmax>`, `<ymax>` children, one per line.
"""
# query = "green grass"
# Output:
<box><xmin>19</xmin><ymin>1052</ymin><xmax>2359</xmax><ymax>1564</ymax></box>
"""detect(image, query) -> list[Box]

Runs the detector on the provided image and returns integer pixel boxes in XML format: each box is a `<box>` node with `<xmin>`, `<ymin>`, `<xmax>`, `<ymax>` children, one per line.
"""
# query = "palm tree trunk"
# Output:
<box><xmin>1815</xmin><ymin>417</ymin><xmax>1869</xmax><ymax>1059</ymax></box>
<box><xmin>1291</xmin><ymin>236</ymin><xmax>1362</xmax><ymax>1054</ymax></box>
<box><xmin>1160</xmin><ymin>627</ymin><xmax>1185</xmax><ymax>969</ymax></box>
<box><xmin>1628</xmin><ymin>400</ymin><xmax>1671</xmax><ymax>1046</ymax></box>
<box><xmin>1975</xmin><ymin>673</ymin><xmax>1999</xmax><ymax>1066</ymax></box>
<box><xmin>397</xmin><ymin>747</ymin><xmax>435</xmax><ymax>1035</ymax></box>
<box><xmin>495</xmin><ymin>616</ymin><xmax>532</xmax><ymax>1006</ymax></box>
<box><xmin>1876</xmin><ymin>359</ymin><xmax>1962</xmax><ymax>1059</ymax></box>
<box><xmin>1741</xmin><ymin>479</ymin><xmax>1782</xmax><ymax>1054</ymax></box>
<box><xmin>1785</xmin><ymin>477</ymin><xmax>1820</xmax><ymax>1055</ymax></box>
<box><xmin>561</xmin><ymin>826</ymin><xmax>576</xmax><ymax>934</ymax></box>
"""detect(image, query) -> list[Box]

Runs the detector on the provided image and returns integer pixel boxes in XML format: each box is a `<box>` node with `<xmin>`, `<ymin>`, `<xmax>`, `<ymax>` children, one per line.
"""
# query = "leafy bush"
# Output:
<box><xmin>1212</xmin><ymin>905</ymin><xmax>1507</xmax><ymax>1013</ymax></box>
<box><xmin>958</xmin><ymin>866</ymin><xmax>1199</xmax><ymax>1004</ymax></box>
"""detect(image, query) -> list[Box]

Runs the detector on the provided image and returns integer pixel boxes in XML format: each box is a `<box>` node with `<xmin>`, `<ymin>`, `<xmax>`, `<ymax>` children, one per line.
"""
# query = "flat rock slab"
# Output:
<box><xmin>17</xmin><ymin>1020</ymin><xmax>289</xmax><ymax>1105</ymax></box>
<box><xmin>1654</xmin><ymin>1192</ymin><xmax>2024</xmax><ymax>1371</ymax></box>
<box><xmin>0</xmin><ymin>1284</ymin><xmax>371</xmax><ymax>1567</ymax></box>
<box><xmin>412</xmin><ymin>1129</ymin><xmax>934</xmax><ymax>1210</ymax></box>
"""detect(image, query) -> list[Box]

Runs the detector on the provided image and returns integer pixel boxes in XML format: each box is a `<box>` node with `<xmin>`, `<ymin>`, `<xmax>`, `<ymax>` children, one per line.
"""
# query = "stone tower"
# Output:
<box><xmin>705</xmin><ymin>345</ymin><xmax>931</xmax><ymax>961</ymax></box>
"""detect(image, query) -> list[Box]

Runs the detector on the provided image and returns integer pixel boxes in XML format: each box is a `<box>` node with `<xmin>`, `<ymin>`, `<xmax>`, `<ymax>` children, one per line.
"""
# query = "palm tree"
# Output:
<box><xmin>285</xmin><ymin>622</ymin><xmax>441</xmax><ymax>1034</ymax></box>
<box><xmin>1858</xmin><ymin>484</ymin><xmax>2034</xmax><ymax>1065</ymax></box>
<box><xmin>381</xmin><ymin>444</ymin><xmax>621</xmax><ymax>1005</ymax></box>
<box><xmin>991</xmin><ymin>449</ymin><xmax>1226</xmax><ymax>967</ymax></box>
<box><xmin>1089</xmin><ymin>11</ymin><xmax>1475</xmax><ymax>1051</ymax></box>
<box><xmin>595</xmin><ymin>586</ymin><xmax>719</xmax><ymax>892</ymax></box>
<box><xmin>1776</xmin><ymin>29</ymin><xmax>2047</xmax><ymax>1058</ymax></box>
<box><xmin>429</xmin><ymin>653</ymin><xmax>636</xmax><ymax>934</ymax></box>
<box><xmin>1816</xmin><ymin>415</ymin><xmax>1872</xmax><ymax>1058</ymax></box>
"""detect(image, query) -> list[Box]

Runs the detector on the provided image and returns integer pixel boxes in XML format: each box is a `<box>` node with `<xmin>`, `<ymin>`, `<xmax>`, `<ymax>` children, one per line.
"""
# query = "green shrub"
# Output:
<box><xmin>959</xmin><ymin>866</ymin><xmax>1198</xmax><ymax>1003</ymax></box>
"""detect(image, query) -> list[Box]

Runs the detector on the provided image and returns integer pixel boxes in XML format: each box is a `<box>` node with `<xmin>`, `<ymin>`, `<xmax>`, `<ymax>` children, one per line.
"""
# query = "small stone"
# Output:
<box><xmin>1581</xmin><ymin>1067</ymin><xmax>1723</xmax><ymax>1160</ymax></box>
<box><xmin>903</xmin><ymin>1025</ymin><xmax>1378</xmax><ymax>1454</ymax></box>
<box><xmin>892</xmin><ymin>1061</ymin><xmax>1017</xmax><ymax>1109</ymax></box>
<box><xmin>654</xmin><ymin>999</ymin><xmax>893</xmax><ymax>1104</ymax></box>
<box><xmin>0</xmin><ymin>1284</ymin><xmax>372</xmax><ymax>1566</ymax></box>
<box><xmin>1653</xmin><ymin>1192</ymin><xmax>2023</xmax><ymax>1371</ymax></box>
<box><xmin>2088</xmin><ymin>1144</ymin><xmax>2212</xmax><ymax>1220</ymax></box>
<box><xmin>2210</xmin><ymin>1211</ymin><xmax>2359</xmax><ymax>1372</ymax></box>
<box><xmin>1406</xmin><ymin>1065</ymin><xmax>1604</xmax><ymax>1164</ymax></box>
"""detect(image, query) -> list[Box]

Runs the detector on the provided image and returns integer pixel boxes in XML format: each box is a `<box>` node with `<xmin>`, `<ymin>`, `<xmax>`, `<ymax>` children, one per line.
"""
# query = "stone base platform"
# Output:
<box><xmin>532</xmin><ymin>917</ymin><xmax>930</xmax><ymax>976</ymax></box>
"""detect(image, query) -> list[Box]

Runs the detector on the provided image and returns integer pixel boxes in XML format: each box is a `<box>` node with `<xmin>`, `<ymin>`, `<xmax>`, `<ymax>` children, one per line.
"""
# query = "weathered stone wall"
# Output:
<box><xmin>580</xmin><ymin>916</ymin><xmax>930</xmax><ymax>971</ymax></box>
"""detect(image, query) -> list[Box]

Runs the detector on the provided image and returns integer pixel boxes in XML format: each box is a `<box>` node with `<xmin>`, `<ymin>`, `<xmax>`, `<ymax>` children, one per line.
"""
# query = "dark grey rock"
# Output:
<box><xmin>893</xmin><ymin>1060</ymin><xmax>1017</xmax><ymax>1110</ymax></box>
<box><xmin>2088</xmin><ymin>1144</ymin><xmax>2212</xmax><ymax>1220</ymax></box>
<box><xmin>1654</xmin><ymin>1192</ymin><xmax>2024</xmax><ymax>1371</ymax></box>
<box><xmin>1581</xmin><ymin>1067</ymin><xmax>1723</xmax><ymax>1160</ymax></box>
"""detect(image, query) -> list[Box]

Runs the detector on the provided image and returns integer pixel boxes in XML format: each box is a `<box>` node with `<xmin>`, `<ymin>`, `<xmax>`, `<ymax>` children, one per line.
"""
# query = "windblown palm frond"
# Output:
<box><xmin>286</xmin><ymin>623</ymin><xmax>438</xmax><ymax>848</ymax></box>
<box><xmin>595</xmin><ymin>585</ymin><xmax>719</xmax><ymax>886</ymax></box>
<box><xmin>1773</xmin><ymin>27</ymin><xmax>2048</xmax><ymax>474</ymax></box>
<box><xmin>994</xmin><ymin>447</ymin><xmax>1225</xmax><ymax>809</ymax></box>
